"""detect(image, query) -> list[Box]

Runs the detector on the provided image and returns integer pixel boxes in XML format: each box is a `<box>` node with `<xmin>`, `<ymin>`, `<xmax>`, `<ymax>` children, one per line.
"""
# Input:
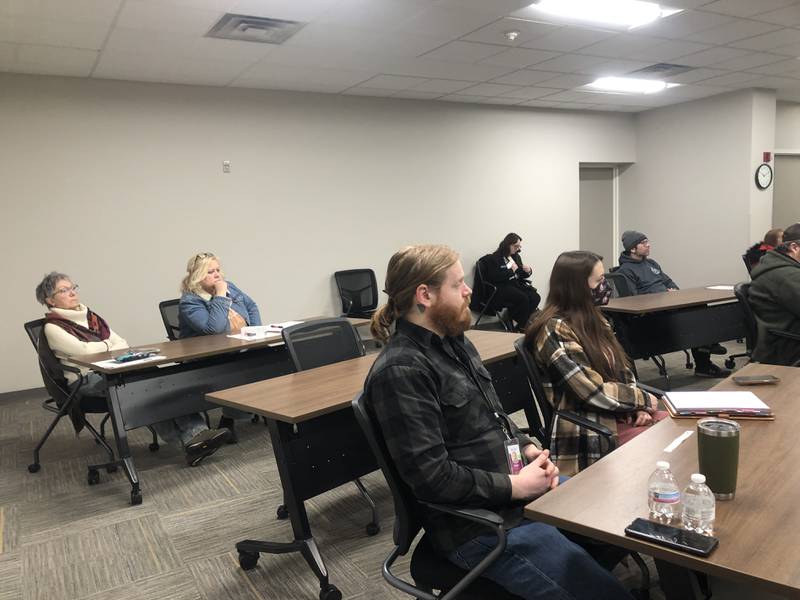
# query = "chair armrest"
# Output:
<box><xmin>556</xmin><ymin>410</ymin><xmax>613</xmax><ymax>438</ymax></box>
<box><xmin>769</xmin><ymin>329</ymin><xmax>800</xmax><ymax>342</ymax></box>
<box><xmin>422</xmin><ymin>502</ymin><xmax>505</xmax><ymax>527</ymax></box>
<box><xmin>636</xmin><ymin>382</ymin><xmax>666</xmax><ymax>398</ymax></box>
<box><xmin>62</xmin><ymin>364</ymin><xmax>83</xmax><ymax>376</ymax></box>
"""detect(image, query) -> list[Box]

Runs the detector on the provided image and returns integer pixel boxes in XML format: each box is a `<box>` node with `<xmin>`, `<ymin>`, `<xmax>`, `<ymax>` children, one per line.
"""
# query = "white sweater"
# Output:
<box><xmin>44</xmin><ymin>305</ymin><xmax>128</xmax><ymax>381</ymax></box>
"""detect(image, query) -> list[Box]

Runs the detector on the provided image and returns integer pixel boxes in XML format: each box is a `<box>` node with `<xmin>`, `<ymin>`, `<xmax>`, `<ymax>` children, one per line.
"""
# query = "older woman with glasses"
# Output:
<box><xmin>178</xmin><ymin>252</ymin><xmax>261</xmax><ymax>439</ymax></box>
<box><xmin>35</xmin><ymin>271</ymin><xmax>230</xmax><ymax>466</ymax></box>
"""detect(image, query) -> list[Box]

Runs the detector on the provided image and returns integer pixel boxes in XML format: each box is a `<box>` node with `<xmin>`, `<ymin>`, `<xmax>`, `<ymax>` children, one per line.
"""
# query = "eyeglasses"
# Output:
<box><xmin>192</xmin><ymin>252</ymin><xmax>215</xmax><ymax>269</ymax></box>
<box><xmin>52</xmin><ymin>284</ymin><xmax>79</xmax><ymax>296</ymax></box>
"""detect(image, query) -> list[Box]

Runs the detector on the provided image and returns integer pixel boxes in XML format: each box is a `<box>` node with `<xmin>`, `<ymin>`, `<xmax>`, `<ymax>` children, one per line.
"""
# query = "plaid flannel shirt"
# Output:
<box><xmin>533</xmin><ymin>317</ymin><xmax>647</xmax><ymax>476</ymax></box>
<box><xmin>364</xmin><ymin>318</ymin><xmax>533</xmax><ymax>555</ymax></box>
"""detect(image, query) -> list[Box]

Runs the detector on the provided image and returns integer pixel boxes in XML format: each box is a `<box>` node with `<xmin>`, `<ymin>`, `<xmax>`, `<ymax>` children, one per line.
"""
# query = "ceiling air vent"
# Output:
<box><xmin>206</xmin><ymin>13</ymin><xmax>306</xmax><ymax>44</ymax></box>
<box><xmin>629</xmin><ymin>63</ymin><xmax>695</xmax><ymax>79</ymax></box>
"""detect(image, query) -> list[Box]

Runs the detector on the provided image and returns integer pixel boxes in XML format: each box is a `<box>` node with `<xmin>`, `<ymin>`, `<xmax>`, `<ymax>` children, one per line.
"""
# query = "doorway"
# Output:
<box><xmin>773</xmin><ymin>155</ymin><xmax>800</xmax><ymax>228</ymax></box>
<box><xmin>579</xmin><ymin>165</ymin><xmax>618</xmax><ymax>265</ymax></box>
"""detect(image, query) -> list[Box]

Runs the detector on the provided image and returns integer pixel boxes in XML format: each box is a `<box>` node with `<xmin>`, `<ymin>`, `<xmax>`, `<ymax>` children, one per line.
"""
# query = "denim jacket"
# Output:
<box><xmin>178</xmin><ymin>281</ymin><xmax>261</xmax><ymax>338</ymax></box>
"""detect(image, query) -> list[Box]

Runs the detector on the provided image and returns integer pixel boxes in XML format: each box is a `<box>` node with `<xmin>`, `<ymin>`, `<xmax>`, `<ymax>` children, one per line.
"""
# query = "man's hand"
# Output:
<box><xmin>510</xmin><ymin>450</ymin><xmax>559</xmax><ymax>500</ymax></box>
<box><xmin>214</xmin><ymin>280</ymin><xmax>228</xmax><ymax>297</ymax></box>
<box><xmin>633</xmin><ymin>410</ymin><xmax>653</xmax><ymax>427</ymax></box>
<box><xmin>522</xmin><ymin>264</ymin><xmax>532</xmax><ymax>275</ymax></box>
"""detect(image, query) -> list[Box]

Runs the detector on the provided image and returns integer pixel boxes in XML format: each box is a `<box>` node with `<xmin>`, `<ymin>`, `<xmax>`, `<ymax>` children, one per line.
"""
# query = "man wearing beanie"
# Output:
<box><xmin>616</xmin><ymin>231</ymin><xmax>730</xmax><ymax>378</ymax></box>
<box><xmin>749</xmin><ymin>222</ymin><xmax>800</xmax><ymax>366</ymax></box>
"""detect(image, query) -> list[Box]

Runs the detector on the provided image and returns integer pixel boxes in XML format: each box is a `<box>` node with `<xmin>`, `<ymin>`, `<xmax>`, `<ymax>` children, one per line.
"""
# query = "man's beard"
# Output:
<box><xmin>429</xmin><ymin>296</ymin><xmax>472</xmax><ymax>337</ymax></box>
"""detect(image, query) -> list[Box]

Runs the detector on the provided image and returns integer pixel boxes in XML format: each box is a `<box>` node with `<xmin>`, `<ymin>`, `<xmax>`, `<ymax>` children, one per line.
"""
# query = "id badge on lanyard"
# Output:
<box><xmin>504</xmin><ymin>438</ymin><xmax>525</xmax><ymax>475</ymax></box>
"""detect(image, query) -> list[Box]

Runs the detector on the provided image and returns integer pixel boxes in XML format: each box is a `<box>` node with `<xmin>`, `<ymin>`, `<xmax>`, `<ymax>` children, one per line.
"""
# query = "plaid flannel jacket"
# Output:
<box><xmin>364</xmin><ymin>318</ymin><xmax>533</xmax><ymax>555</ymax></box>
<box><xmin>533</xmin><ymin>317</ymin><xmax>647</xmax><ymax>476</ymax></box>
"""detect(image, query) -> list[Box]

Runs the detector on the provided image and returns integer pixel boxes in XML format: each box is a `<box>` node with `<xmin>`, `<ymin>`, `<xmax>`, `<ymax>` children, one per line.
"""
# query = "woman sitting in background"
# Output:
<box><xmin>35</xmin><ymin>271</ymin><xmax>229</xmax><ymax>466</ymax></box>
<box><xmin>178</xmin><ymin>252</ymin><xmax>260</xmax><ymax>439</ymax></box>
<box><xmin>481</xmin><ymin>233</ymin><xmax>541</xmax><ymax>332</ymax></box>
<box><xmin>525</xmin><ymin>251</ymin><xmax>663</xmax><ymax>476</ymax></box>
<box><xmin>744</xmin><ymin>228</ymin><xmax>784</xmax><ymax>272</ymax></box>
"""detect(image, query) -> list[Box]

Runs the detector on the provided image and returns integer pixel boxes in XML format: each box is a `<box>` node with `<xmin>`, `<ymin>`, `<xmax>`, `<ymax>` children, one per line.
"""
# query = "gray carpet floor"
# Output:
<box><xmin>0</xmin><ymin>340</ymin><xmax>772</xmax><ymax>600</ymax></box>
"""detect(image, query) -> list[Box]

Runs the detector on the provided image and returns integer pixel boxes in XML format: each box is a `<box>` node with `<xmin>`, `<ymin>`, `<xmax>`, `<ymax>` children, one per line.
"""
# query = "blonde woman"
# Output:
<box><xmin>178</xmin><ymin>252</ymin><xmax>261</xmax><ymax>440</ymax></box>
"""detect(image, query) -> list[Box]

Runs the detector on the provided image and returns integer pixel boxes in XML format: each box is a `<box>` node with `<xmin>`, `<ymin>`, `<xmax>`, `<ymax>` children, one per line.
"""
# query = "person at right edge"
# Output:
<box><xmin>615</xmin><ymin>230</ymin><xmax>730</xmax><ymax>378</ymax></box>
<box><xmin>363</xmin><ymin>244</ymin><xmax>633</xmax><ymax>599</ymax></box>
<box><xmin>749</xmin><ymin>222</ymin><xmax>800</xmax><ymax>366</ymax></box>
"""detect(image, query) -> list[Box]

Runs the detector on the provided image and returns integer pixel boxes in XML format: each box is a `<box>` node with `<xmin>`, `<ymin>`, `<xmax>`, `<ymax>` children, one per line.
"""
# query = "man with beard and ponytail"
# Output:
<box><xmin>364</xmin><ymin>245</ymin><xmax>633</xmax><ymax>600</ymax></box>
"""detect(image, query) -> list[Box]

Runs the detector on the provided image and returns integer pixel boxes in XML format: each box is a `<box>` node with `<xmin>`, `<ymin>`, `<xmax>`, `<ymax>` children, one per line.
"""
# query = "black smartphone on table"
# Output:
<box><xmin>732</xmin><ymin>374</ymin><xmax>780</xmax><ymax>385</ymax></box>
<box><xmin>624</xmin><ymin>518</ymin><xmax>718</xmax><ymax>557</ymax></box>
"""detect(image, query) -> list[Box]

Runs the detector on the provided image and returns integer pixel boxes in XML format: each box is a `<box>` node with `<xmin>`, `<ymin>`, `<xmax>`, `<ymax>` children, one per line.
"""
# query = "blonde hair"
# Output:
<box><xmin>181</xmin><ymin>252</ymin><xmax>223</xmax><ymax>295</ymax></box>
<box><xmin>371</xmin><ymin>244</ymin><xmax>460</xmax><ymax>343</ymax></box>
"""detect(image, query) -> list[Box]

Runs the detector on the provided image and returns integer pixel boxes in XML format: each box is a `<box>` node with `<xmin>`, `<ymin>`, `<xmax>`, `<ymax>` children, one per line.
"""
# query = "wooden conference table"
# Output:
<box><xmin>526</xmin><ymin>363</ymin><xmax>800</xmax><ymax>599</ymax></box>
<box><xmin>70</xmin><ymin>318</ymin><xmax>368</xmax><ymax>505</ymax></box>
<box><xmin>207</xmin><ymin>329</ymin><xmax>523</xmax><ymax>600</ymax></box>
<box><xmin>602</xmin><ymin>287</ymin><xmax>747</xmax><ymax>385</ymax></box>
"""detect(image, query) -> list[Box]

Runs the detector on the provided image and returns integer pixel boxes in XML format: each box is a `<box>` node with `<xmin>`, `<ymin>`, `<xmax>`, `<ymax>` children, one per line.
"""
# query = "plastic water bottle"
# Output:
<box><xmin>648</xmin><ymin>461</ymin><xmax>681</xmax><ymax>522</ymax></box>
<box><xmin>681</xmin><ymin>473</ymin><xmax>716</xmax><ymax>535</ymax></box>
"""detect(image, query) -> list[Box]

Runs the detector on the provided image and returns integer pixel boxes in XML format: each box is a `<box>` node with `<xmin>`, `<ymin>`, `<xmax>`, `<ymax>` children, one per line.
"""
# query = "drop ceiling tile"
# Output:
<box><xmin>629</xmin><ymin>39</ymin><xmax>712</xmax><ymax>62</ymax></box>
<box><xmin>343</xmin><ymin>87</ymin><xmax>396</xmax><ymax>97</ymax></box>
<box><xmin>752</xmin><ymin>4</ymin><xmax>800</xmax><ymax>26</ymax></box>
<box><xmin>636</xmin><ymin>10</ymin><xmax>736</xmax><ymax>40</ymax></box>
<box><xmin>0</xmin><ymin>14</ymin><xmax>111</xmax><ymax>49</ymax></box>
<box><xmin>541</xmin><ymin>89</ymin><xmax>597</xmax><ymax>102</ymax></box>
<box><xmin>663</xmin><ymin>67</ymin><xmax>728</xmax><ymax>83</ymax></box>
<box><xmin>438</xmin><ymin>94</ymin><xmax>489</xmax><ymax>103</ymax></box>
<box><xmin>460</xmin><ymin>18</ymin><xmax>561</xmax><ymax>47</ymax></box>
<box><xmin>95</xmin><ymin>51</ymin><xmax>249</xmax><ymax>86</ymax></box>
<box><xmin>729</xmin><ymin>28</ymin><xmax>800</xmax><ymax>52</ymax></box>
<box><xmin>477</xmin><ymin>47</ymin><xmax>559</xmax><ymax>68</ymax></box>
<box><xmin>490</xmin><ymin>68</ymin><xmax>562</xmax><ymax>85</ymax></box>
<box><xmin>700</xmin><ymin>0</ymin><xmax>797</xmax><ymax>18</ymax></box>
<box><xmin>231</xmin><ymin>63</ymin><xmax>376</xmax><ymax>91</ymax></box>
<box><xmin>534</xmin><ymin>73</ymin><xmax>596</xmax><ymax>88</ymax></box>
<box><xmin>459</xmin><ymin>82</ymin><xmax>521</xmax><ymax>96</ymax></box>
<box><xmin>315</xmin><ymin>0</ymin><xmax>429</xmax><ymax>29</ymax></box>
<box><xmin>254</xmin><ymin>45</ymin><xmax>387</xmax><ymax>71</ymax></box>
<box><xmin>134</xmin><ymin>0</ymin><xmax>235</xmax><ymax>10</ymax></box>
<box><xmin>408</xmin><ymin>78</ymin><xmax>474</xmax><ymax>93</ymax></box>
<box><xmin>713</xmin><ymin>52</ymin><xmax>788</xmax><ymax>70</ymax></box>
<box><xmin>745</xmin><ymin>75</ymin><xmax>800</xmax><ymax>89</ymax></box>
<box><xmin>227</xmin><ymin>0</ymin><xmax>337</xmax><ymax>21</ymax></box>
<box><xmin>769</xmin><ymin>41</ymin><xmax>800</xmax><ymax>57</ymax></box>
<box><xmin>286</xmin><ymin>23</ymin><xmax>445</xmax><ymax>57</ymax></box>
<box><xmin>501</xmin><ymin>85</ymin><xmax>562</xmax><ymax>99</ymax></box>
<box><xmin>576</xmin><ymin>34</ymin><xmax>671</xmax><ymax>59</ymax></box>
<box><xmin>115</xmin><ymin>1</ymin><xmax>222</xmax><ymax>35</ymax></box>
<box><xmin>357</xmin><ymin>74</ymin><xmax>428</xmax><ymax>90</ymax></box>
<box><xmin>520</xmin><ymin>26</ymin><xmax>616</xmax><ymax>52</ymax></box>
<box><xmin>531</xmin><ymin>53</ymin><xmax>608</xmax><ymax>74</ymax></box>
<box><xmin>675</xmin><ymin>46</ymin><xmax>753</xmax><ymax>66</ymax></box>
<box><xmin>482</xmin><ymin>96</ymin><xmax>525</xmax><ymax>105</ymax></box>
<box><xmin>746</xmin><ymin>58</ymin><xmax>800</xmax><ymax>76</ymax></box>
<box><xmin>580</xmin><ymin>59</ymin><xmax>655</xmax><ymax>77</ymax></box>
<box><xmin>392</xmin><ymin>90</ymin><xmax>443</xmax><ymax>100</ymax></box>
<box><xmin>435</xmin><ymin>0</ymin><xmax>532</xmax><ymax>15</ymax></box>
<box><xmin>0</xmin><ymin>0</ymin><xmax>122</xmax><ymax>20</ymax></box>
<box><xmin>0</xmin><ymin>43</ymin><xmax>98</xmax><ymax>77</ymax></box>
<box><xmin>422</xmin><ymin>40</ymin><xmax>506</xmax><ymax>63</ymax></box>
<box><xmin>398</xmin><ymin>6</ymin><xmax>504</xmax><ymax>39</ymax></box>
<box><xmin>518</xmin><ymin>99</ymin><xmax>562</xmax><ymax>108</ymax></box>
<box><xmin>383</xmin><ymin>57</ymin><xmax>515</xmax><ymax>82</ymax></box>
<box><xmin>684</xmin><ymin>18</ymin><xmax>782</xmax><ymax>44</ymax></box>
<box><xmin>694</xmin><ymin>71</ymin><xmax>764</xmax><ymax>86</ymax></box>
<box><xmin>659</xmin><ymin>84</ymin><xmax>729</xmax><ymax>99</ymax></box>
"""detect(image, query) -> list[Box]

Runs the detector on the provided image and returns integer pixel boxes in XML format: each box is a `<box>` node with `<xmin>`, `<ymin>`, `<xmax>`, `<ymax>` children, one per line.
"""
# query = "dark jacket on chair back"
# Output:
<box><xmin>749</xmin><ymin>250</ymin><xmax>800</xmax><ymax>366</ymax></box>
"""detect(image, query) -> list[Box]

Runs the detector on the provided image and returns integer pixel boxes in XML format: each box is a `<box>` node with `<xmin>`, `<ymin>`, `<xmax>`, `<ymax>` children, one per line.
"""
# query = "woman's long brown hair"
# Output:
<box><xmin>525</xmin><ymin>250</ymin><xmax>629</xmax><ymax>381</ymax></box>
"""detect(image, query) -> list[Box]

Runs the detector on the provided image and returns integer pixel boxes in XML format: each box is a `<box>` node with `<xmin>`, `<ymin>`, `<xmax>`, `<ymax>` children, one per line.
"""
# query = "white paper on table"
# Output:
<box><xmin>706</xmin><ymin>285</ymin><xmax>734</xmax><ymax>290</ymax></box>
<box><xmin>666</xmin><ymin>391</ymin><xmax>770</xmax><ymax>411</ymax></box>
<box><xmin>266</xmin><ymin>320</ymin><xmax>303</xmax><ymax>332</ymax></box>
<box><xmin>93</xmin><ymin>355</ymin><xmax>164</xmax><ymax>369</ymax></box>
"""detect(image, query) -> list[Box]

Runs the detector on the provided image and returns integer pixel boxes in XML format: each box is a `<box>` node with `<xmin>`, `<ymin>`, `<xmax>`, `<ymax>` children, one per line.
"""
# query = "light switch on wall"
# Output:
<box><xmin>223</xmin><ymin>160</ymin><xmax>231</xmax><ymax>173</ymax></box>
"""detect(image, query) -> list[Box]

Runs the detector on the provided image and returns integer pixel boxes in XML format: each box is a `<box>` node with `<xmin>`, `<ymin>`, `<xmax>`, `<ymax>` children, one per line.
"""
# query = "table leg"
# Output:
<box><xmin>104</xmin><ymin>378</ymin><xmax>141</xmax><ymax>505</ymax></box>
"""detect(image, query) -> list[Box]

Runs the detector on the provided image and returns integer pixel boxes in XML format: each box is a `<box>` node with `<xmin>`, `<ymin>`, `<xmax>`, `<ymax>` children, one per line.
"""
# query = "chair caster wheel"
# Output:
<box><xmin>725</xmin><ymin>358</ymin><xmax>735</xmax><ymax>369</ymax></box>
<box><xmin>130</xmin><ymin>490</ymin><xmax>143</xmax><ymax>505</ymax></box>
<box><xmin>319</xmin><ymin>584</ymin><xmax>341</xmax><ymax>600</ymax></box>
<box><xmin>148</xmin><ymin>442</ymin><xmax>160</xmax><ymax>452</ymax></box>
<box><xmin>28</xmin><ymin>463</ymin><xmax>40</xmax><ymax>473</ymax></box>
<box><xmin>365</xmin><ymin>522</ymin><xmax>380</xmax><ymax>536</ymax></box>
<box><xmin>238</xmin><ymin>551</ymin><xmax>259</xmax><ymax>571</ymax></box>
<box><xmin>251</xmin><ymin>414</ymin><xmax>260</xmax><ymax>424</ymax></box>
<box><xmin>276</xmin><ymin>504</ymin><xmax>289</xmax><ymax>520</ymax></box>
<box><xmin>87</xmin><ymin>469</ymin><xmax>100</xmax><ymax>485</ymax></box>
<box><xmin>106</xmin><ymin>464</ymin><xmax>118</xmax><ymax>473</ymax></box>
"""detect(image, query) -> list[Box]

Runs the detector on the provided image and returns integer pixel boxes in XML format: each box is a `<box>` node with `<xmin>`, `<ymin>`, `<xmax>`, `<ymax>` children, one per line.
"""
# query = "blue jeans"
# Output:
<box><xmin>448</xmin><ymin>520</ymin><xmax>632</xmax><ymax>600</ymax></box>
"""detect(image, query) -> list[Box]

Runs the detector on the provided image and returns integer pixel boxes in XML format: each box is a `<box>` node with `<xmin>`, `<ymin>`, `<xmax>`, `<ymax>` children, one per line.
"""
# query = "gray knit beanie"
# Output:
<box><xmin>622</xmin><ymin>230</ymin><xmax>647</xmax><ymax>252</ymax></box>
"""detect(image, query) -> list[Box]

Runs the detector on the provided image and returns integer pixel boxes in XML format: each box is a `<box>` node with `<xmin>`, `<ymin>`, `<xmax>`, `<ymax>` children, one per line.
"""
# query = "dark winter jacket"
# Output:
<box><xmin>615</xmin><ymin>253</ymin><xmax>678</xmax><ymax>295</ymax></box>
<box><xmin>749</xmin><ymin>250</ymin><xmax>800</xmax><ymax>366</ymax></box>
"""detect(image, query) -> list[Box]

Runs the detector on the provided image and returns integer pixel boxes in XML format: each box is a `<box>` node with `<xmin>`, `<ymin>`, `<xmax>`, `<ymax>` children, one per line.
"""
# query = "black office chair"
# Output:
<box><xmin>23</xmin><ymin>319</ymin><xmax>159</xmax><ymax>485</ymax></box>
<box><xmin>334</xmin><ymin>269</ymin><xmax>378</xmax><ymax>319</ymax></box>
<box><xmin>279</xmin><ymin>318</ymin><xmax>379</xmax><ymax>536</ymax></box>
<box><xmin>352</xmin><ymin>390</ymin><xmax>522</xmax><ymax>600</ymax></box>
<box><xmin>735</xmin><ymin>281</ymin><xmax>800</xmax><ymax>367</ymax></box>
<box><xmin>470</xmin><ymin>256</ymin><xmax>513</xmax><ymax>331</ymax></box>
<box><xmin>513</xmin><ymin>337</ymin><xmax>652</xmax><ymax>599</ymax></box>
<box><xmin>158</xmin><ymin>299</ymin><xmax>181</xmax><ymax>341</ymax></box>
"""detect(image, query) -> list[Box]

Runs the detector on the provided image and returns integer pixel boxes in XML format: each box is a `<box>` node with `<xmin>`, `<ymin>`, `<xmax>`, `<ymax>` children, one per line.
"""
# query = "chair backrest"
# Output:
<box><xmin>470</xmin><ymin>255</ymin><xmax>498</xmax><ymax>311</ymax></box>
<box><xmin>352</xmin><ymin>391</ymin><xmax>422</xmax><ymax>554</ymax></box>
<box><xmin>158</xmin><ymin>299</ymin><xmax>181</xmax><ymax>341</ymax></box>
<box><xmin>23</xmin><ymin>319</ymin><xmax>71</xmax><ymax>405</ymax></box>
<box><xmin>281</xmin><ymin>317</ymin><xmax>365</xmax><ymax>371</ymax></box>
<box><xmin>334</xmin><ymin>269</ymin><xmax>378</xmax><ymax>316</ymax></box>
<box><xmin>605</xmin><ymin>270</ymin><xmax>633</xmax><ymax>298</ymax></box>
<box><xmin>742</xmin><ymin>253</ymin><xmax>754</xmax><ymax>275</ymax></box>
<box><xmin>512</xmin><ymin>337</ymin><xmax>553</xmax><ymax>448</ymax></box>
<box><xmin>733</xmin><ymin>282</ymin><xmax>757</xmax><ymax>352</ymax></box>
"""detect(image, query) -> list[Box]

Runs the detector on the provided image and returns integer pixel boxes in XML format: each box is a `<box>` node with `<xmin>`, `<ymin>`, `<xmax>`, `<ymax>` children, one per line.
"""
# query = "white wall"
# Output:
<box><xmin>775</xmin><ymin>101</ymin><xmax>800</xmax><ymax>150</ymax></box>
<box><xmin>1</xmin><ymin>73</ymin><xmax>636</xmax><ymax>393</ymax></box>
<box><xmin>619</xmin><ymin>89</ymin><xmax>775</xmax><ymax>288</ymax></box>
